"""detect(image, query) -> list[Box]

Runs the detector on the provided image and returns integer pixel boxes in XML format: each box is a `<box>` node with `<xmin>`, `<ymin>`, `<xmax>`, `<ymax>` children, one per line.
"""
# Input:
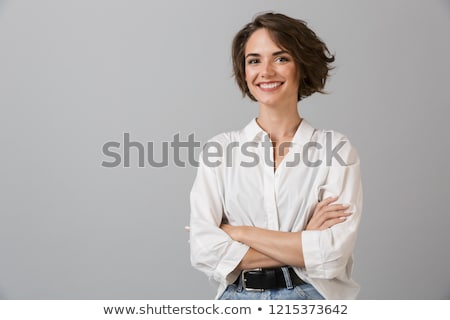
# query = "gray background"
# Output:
<box><xmin>1</xmin><ymin>0</ymin><xmax>449</xmax><ymax>299</ymax></box>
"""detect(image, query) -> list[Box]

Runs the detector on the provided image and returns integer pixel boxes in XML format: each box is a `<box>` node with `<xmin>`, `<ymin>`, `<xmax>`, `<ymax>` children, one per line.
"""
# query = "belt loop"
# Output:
<box><xmin>281</xmin><ymin>266</ymin><xmax>293</xmax><ymax>289</ymax></box>
<box><xmin>236</xmin><ymin>273</ymin><xmax>244</xmax><ymax>292</ymax></box>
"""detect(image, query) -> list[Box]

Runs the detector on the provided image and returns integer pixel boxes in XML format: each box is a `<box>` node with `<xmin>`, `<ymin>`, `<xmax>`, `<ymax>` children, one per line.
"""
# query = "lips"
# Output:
<box><xmin>257</xmin><ymin>81</ymin><xmax>283</xmax><ymax>90</ymax></box>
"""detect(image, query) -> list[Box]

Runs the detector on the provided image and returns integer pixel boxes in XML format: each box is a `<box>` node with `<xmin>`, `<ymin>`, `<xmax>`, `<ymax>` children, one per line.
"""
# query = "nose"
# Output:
<box><xmin>261</xmin><ymin>61</ymin><xmax>275</xmax><ymax>78</ymax></box>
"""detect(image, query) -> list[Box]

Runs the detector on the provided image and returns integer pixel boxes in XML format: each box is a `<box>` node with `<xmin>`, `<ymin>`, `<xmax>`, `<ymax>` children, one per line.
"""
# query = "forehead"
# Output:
<box><xmin>244</xmin><ymin>28</ymin><xmax>283</xmax><ymax>54</ymax></box>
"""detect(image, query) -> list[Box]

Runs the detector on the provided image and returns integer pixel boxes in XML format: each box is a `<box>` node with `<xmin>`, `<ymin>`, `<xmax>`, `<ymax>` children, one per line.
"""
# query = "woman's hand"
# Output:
<box><xmin>306</xmin><ymin>196</ymin><xmax>352</xmax><ymax>231</ymax></box>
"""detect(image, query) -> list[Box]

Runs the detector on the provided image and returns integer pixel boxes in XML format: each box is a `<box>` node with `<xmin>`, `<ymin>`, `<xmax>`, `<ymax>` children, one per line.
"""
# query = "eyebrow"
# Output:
<box><xmin>245</xmin><ymin>50</ymin><xmax>289</xmax><ymax>59</ymax></box>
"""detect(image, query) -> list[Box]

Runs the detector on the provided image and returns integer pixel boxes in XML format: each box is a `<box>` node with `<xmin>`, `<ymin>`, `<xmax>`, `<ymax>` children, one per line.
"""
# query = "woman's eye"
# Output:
<box><xmin>247</xmin><ymin>59</ymin><xmax>259</xmax><ymax>65</ymax></box>
<box><xmin>275</xmin><ymin>56</ymin><xmax>289</xmax><ymax>63</ymax></box>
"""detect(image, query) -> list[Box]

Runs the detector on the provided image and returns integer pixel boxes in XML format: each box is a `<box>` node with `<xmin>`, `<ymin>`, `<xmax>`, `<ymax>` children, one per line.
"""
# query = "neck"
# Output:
<box><xmin>256</xmin><ymin>103</ymin><xmax>302</xmax><ymax>142</ymax></box>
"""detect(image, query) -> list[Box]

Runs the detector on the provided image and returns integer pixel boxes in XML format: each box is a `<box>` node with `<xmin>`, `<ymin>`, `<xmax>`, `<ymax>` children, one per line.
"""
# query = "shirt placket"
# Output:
<box><xmin>261</xmin><ymin>134</ymin><xmax>280</xmax><ymax>231</ymax></box>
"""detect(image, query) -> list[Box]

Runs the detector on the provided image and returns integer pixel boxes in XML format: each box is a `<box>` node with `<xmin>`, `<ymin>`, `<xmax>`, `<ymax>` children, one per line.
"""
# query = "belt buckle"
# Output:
<box><xmin>241</xmin><ymin>268</ymin><xmax>264</xmax><ymax>292</ymax></box>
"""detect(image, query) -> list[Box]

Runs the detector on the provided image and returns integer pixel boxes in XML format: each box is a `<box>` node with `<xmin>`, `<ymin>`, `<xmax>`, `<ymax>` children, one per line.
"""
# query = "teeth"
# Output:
<box><xmin>259</xmin><ymin>82</ymin><xmax>281</xmax><ymax>89</ymax></box>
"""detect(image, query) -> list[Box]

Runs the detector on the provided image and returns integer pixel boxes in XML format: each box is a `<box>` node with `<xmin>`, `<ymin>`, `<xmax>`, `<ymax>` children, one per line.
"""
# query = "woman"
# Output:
<box><xmin>189</xmin><ymin>12</ymin><xmax>363</xmax><ymax>300</ymax></box>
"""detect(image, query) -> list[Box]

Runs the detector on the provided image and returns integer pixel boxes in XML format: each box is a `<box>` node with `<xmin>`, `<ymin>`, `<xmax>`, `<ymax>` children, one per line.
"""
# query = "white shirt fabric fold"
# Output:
<box><xmin>189</xmin><ymin>118</ymin><xmax>363</xmax><ymax>299</ymax></box>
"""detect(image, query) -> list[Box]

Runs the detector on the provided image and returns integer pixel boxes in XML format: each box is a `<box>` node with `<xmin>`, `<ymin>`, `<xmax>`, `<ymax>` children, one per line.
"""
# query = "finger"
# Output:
<box><xmin>315</xmin><ymin>196</ymin><xmax>339</xmax><ymax>212</ymax></box>
<box><xmin>314</xmin><ymin>203</ymin><xmax>349</xmax><ymax>220</ymax></box>
<box><xmin>320</xmin><ymin>196</ymin><xmax>339</xmax><ymax>206</ymax></box>
<box><xmin>321</xmin><ymin>203</ymin><xmax>350</xmax><ymax>213</ymax></box>
<box><xmin>184</xmin><ymin>226</ymin><xmax>191</xmax><ymax>232</ymax></box>
<box><xmin>321</xmin><ymin>216</ymin><xmax>348</xmax><ymax>230</ymax></box>
<box><xmin>312</xmin><ymin>210</ymin><xmax>351</xmax><ymax>227</ymax></box>
<box><xmin>321</xmin><ymin>210</ymin><xmax>352</xmax><ymax>221</ymax></box>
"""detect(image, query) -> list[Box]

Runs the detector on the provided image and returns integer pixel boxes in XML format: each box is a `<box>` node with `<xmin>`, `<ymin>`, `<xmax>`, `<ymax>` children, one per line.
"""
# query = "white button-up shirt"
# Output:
<box><xmin>189</xmin><ymin>118</ymin><xmax>363</xmax><ymax>299</ymax></box>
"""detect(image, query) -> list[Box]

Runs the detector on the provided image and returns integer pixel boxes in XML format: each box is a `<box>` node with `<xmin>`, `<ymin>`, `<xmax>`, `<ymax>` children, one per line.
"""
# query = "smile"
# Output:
<box><xmin>257</xmin><ymin>82</ymin><xmax>283</xmax><ymax>90</ymax></box>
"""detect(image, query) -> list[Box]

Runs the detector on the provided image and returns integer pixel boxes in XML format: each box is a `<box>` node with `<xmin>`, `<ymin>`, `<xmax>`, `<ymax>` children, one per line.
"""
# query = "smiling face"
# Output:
<box><xmin>244</xmin><ymin>28</ymin><xmax>300</xmax><ymax>108</ymax></box>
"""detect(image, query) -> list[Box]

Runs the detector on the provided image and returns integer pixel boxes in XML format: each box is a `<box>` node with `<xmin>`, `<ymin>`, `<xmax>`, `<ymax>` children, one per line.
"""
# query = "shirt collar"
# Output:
<box><xmin>242</xmin><ymin>117</ymin><xmax>316</xmax><ymax>146</ymax></box>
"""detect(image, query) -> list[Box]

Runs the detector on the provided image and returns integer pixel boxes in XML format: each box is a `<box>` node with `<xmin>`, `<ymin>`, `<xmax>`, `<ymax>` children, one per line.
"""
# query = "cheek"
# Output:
<box><xmin>244</xmin><ymin>68</ymin><xmax>256</xmax><ymax>84</ymax></box>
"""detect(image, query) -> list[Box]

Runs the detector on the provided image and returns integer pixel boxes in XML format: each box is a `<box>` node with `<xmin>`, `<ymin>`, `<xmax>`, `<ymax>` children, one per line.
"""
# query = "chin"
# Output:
<box><xmin>257</xmin><ymin>100</ymin><xmax>278</xmax><ymax>107</ymax></box>
<box><xmin>255</xmin><ymin>96</ymin><xmax>285</xmax><ymax>107</ymax></box>
<box><xmin>252</xmin><ymin>90</ymin><xmax>297</xmax><ymax>106</ymax></box>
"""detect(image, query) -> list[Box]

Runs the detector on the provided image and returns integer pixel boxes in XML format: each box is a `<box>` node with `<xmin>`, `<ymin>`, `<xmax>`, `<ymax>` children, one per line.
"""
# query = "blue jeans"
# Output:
<box><xmin>218</xmin><ymin>277</ymin><xmax>325</xmax><ymax>300</ymax></box>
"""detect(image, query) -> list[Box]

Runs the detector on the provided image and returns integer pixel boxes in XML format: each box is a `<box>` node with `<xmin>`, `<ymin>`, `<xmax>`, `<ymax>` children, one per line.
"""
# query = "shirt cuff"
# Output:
<box><xmin>302</xmin><ymin>230</ymin><xmax>326</xmax><ymax>278</ymax></box>
<box><xmin>214</xmin><ymin>241</ymin><xmax>249</xmax><ymax>284</ymax></box>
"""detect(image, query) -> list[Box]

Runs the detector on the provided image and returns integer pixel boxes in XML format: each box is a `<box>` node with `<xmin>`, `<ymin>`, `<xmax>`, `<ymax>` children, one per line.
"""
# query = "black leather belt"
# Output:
<box><xmin>234</xmin><ymin>267</ymin><xmax>306</xmax><ymax>291</ymax></box>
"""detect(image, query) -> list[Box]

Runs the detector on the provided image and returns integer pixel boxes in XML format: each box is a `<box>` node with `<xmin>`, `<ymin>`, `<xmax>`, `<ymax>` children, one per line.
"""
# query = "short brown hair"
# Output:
<box><xmin>232</xmin><ymin>12</ymin><xmax>335</xmax><ymax>101</ymax></box>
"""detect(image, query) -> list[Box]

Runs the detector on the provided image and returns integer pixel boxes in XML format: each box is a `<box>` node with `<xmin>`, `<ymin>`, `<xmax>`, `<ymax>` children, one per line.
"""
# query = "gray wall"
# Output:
<box><xmin>0</xmin><ymin>0</ymin><xmax>449</xmax><ymax>299</ymax></box>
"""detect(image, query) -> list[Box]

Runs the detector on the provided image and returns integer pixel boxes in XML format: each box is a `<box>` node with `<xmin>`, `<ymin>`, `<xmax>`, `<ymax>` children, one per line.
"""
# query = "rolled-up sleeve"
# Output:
<box><xmin>302</xmin><ymin>133</ymin><xmax>363</xmax><ymax>279</ymax></box>
<box><xmin>189</xmin><ymin>149</ymin><xmax>249</xmax><ymax>284</ymax></box>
